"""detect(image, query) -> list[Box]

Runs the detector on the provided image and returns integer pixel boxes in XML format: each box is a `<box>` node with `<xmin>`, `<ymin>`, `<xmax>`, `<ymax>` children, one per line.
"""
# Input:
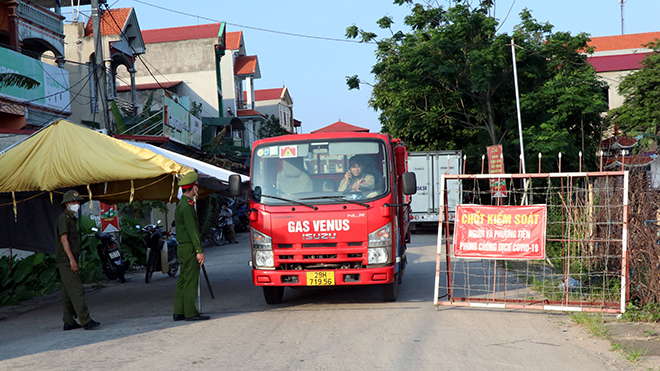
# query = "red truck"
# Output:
<box><xmin>229</xmin><ymin>132</ymin><xmax>416</xmax><ymax>304</ymax></box>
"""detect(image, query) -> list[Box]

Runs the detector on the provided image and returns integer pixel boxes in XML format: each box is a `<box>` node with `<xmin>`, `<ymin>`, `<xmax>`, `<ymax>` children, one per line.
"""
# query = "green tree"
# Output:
<box><xmin>607</xmin><ymin>41</ymin><xmax>660</xmax><ymax>152</ymax></box>
<box><xmin>258</xmin><ymin>114</ymin><xmax>289</xmax><ymax>139</ymax></box>
<box><xmin>347</xmin><ymin>0</ymin><xmax>607</xmax><ymax>172</ymax></box>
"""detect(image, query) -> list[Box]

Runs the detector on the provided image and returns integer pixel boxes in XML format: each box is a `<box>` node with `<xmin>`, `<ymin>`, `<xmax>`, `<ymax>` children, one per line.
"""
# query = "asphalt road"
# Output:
<box><xmin>0</xmin><ymin>231</ymin><xmax>645</xmax><ymax>370</ymax></box>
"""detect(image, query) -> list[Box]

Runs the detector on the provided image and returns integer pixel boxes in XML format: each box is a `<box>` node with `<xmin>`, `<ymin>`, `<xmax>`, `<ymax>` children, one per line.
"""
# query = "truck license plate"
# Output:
<box><xmin>306</xmin><ymin>271</ymin><xmax>335</xmax><ymax>286</ymax></box>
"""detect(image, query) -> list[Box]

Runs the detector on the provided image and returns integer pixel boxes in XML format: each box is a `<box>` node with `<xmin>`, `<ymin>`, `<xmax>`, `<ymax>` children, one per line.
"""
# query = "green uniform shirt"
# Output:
<box><xmin>175</xmin><ymin>195</ymin><xmax>203</xmax><ymax>254</ymax></box>
<box><xmin>55</xmin><ymin>209</ymin><xmax>80</xmax><ymax>264</ymax></box>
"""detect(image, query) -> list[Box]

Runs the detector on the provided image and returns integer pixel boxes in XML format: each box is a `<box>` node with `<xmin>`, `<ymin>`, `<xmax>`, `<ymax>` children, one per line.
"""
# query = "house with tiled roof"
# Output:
<box><xmin>63</xmin><ymin>7</ymin><xmax>145</xmax><ymax>128</ymax></box>
<box><xmin>242</xmin><ymin>87</ymin><xmax>301</xmax><ymax>135</ymax></box>
<box><xmin>587</xmin><ymin>31</ymin><xmax>660</xmax><ymax>110</ymax></box>
<box><xmin>113</xmin><ymin>22</ymin><xmax>266</xmax><ymax>148</ymax></box>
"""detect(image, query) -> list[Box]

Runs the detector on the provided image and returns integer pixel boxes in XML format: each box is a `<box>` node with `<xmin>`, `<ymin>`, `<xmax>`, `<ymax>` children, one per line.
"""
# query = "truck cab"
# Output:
<box><xmin>231</xmin><ymin>132</ymin><xmax>416</xmax><ymax>304</ymax></box>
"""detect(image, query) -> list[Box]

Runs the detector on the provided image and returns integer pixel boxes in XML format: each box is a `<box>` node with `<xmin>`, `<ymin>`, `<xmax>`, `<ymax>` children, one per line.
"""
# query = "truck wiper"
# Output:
<box><xmin>261</xmin><ymin>194</ymin><xmax>318</xmax><ymax>210</ymax></box>
<box><xmin>300</xmin><ymin>195</ymin><xmax>370</xmax><ymax>208</ymax></box>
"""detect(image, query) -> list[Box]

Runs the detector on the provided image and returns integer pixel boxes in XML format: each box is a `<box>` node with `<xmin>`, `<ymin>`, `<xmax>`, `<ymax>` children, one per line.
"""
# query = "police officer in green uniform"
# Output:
<box><xmin>173</xmin><ymin>172</ymin><xmax>210</xmax><ymax>321</ymax></box>
<box><xmin>56</xmin><ymin>190</ymin><xmax>100</xmax><ymax>330</ymax></box>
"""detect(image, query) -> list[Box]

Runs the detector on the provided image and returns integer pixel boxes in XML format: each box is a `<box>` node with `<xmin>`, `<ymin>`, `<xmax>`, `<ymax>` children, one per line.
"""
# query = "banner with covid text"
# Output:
<box><xmin>453</xmin><ymin>205</ymin><xmax>547</xmax><ymax>260</ymax></box>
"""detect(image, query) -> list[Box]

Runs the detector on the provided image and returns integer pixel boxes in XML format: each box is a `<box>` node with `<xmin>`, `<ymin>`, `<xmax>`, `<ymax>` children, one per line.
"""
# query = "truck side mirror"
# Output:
<box><xmin>229</xmin><ymin>174</ymin><xmax>242</xmax><ymax>196</ymax></box>
<box><xmin>402</xmin><ymin>172</ymin><xmax>417</xmax><ymax>195</ymax></box>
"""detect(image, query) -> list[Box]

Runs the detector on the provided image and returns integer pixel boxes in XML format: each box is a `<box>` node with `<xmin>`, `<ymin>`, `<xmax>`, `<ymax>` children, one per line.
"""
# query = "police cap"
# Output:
<box><xmin>61</xmin><ymin>190</ymin><xmax>84</xmax><ymax>205</ymax></box>
<box><xmin>179</xmin><ymin>172</ymin><xmax>198</xmax><ymax>187</ymax></box>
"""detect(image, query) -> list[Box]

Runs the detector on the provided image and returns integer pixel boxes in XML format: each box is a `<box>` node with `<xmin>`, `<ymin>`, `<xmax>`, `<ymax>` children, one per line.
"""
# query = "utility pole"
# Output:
<box><xmin>511</xmin><ymin>38</ymin><xmax>526</xmax><ymax>173</ymax></box>
<box><xmin>619</xmin><ymin>0</ymin><xmax>626</xmax><ymax>35</ymax></box>
<box><xmin>91</xmin><ymin>0</ymin><xmax>110</xmax><ymax>133</ymax></box>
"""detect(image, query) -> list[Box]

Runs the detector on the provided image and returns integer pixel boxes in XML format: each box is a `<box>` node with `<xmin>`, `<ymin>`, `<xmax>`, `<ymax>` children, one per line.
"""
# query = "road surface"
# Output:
<box><xmin>0</xmin><ymin>231</ymin><xmax>647</xmax><ymax>370</ymax></box>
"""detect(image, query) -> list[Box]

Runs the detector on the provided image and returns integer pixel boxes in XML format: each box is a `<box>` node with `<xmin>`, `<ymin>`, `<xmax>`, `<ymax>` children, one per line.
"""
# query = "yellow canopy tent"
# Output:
<box><xmin>0</xmin><ymin>119</ymin><xmax>210</xmax><ymax>253</ymax></box>
<box><xmin>0</xmin><ymin>119</ymin><xmax>194</xmax><ymax>205</ymax></box>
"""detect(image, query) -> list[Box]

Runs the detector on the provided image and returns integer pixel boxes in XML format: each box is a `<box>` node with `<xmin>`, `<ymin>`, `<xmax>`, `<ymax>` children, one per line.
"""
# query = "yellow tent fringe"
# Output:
<box><xmin>49</xmin><ymin>191</ymin><xmax>53</xmax><ymax>204</ymax></box>
<box><xmin>169</xmin><ymin>175</ymin><xmax>175</xmax><ymax>203</ymax></box>
<box><xmin>12</xmin><ymin>192</ymin><xmax>17</xmax><ymax>222</ymax></box>
<box><xmin>130</xmin><ymin>180</ymin><xmax>134</xmax><ymax>203</ymax></box>
<box><xmin>87</xmin><ymin>184</ymin><xmax>93</xmax><ymax>211</ymax></box>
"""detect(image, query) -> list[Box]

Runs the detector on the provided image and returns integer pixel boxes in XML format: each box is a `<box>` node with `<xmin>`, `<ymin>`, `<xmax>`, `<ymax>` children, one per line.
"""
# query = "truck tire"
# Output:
<box><xmin>263</xmin><ymin>286</ymin><xmax>284</xmax><ymax>304</ymax></box>
<box><xmin>382</xmin><ymin>275</ymin><xmax>399</xmax><ymax>302</ymax></box>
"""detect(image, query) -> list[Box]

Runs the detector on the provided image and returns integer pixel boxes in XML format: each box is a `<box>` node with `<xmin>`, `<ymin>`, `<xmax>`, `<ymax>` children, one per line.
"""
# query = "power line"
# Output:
<box><xmin>132</xmin><ymin>0</ymin><xmax>372</xmax><ymax>44</ymax></box>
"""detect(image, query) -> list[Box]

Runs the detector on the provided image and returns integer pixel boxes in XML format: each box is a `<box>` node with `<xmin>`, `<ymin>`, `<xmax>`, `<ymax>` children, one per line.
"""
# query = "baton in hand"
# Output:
<box><xmin>201</xmin><ymin>264</ymin><xmax>215</xmax><ymax>299</ymax></box>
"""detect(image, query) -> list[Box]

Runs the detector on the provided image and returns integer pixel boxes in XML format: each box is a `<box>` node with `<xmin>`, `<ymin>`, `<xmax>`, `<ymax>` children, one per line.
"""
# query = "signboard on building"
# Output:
<box><xmin>487</xmin><ymin>144</ymin><xmax>507</xmax><ymax>197</ymax></box>
<box><xmin>0</xmin><ymin>48</ymin><xmax>70</xmax><ymax>113</ymax></box>
<box><xmin>163</xmin><ymin>93</ymin><xmax>202</xmax><ymax>149</ymax></box>
<box><xmin>453</xmin><ymin>205</ymin><xmax>547</xmax><ymax>260</ymax></box>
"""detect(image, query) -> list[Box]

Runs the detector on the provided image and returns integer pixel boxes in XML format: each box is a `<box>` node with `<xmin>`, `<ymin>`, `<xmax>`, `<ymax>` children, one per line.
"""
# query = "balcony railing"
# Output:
<box><xmin>17</xmin><ymin>1</ymin><xmax>64</xmax><ymax>35</ymax></box>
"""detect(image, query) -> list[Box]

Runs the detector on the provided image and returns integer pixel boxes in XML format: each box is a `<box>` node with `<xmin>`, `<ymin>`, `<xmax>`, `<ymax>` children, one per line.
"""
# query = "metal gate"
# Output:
<box><xmin>433</xmin><ymin>171</ymin><xmax>629</xmax><ymax>313</ymax></box>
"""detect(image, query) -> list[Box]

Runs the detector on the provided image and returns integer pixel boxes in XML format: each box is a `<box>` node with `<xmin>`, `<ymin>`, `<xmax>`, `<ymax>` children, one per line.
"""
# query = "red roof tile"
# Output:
<box><xmin>234</xmin><ymin>56</ymin><xmax>258</xmax><ymax>75</ymax></box>
<box><xmin>116</xmin><ymin>81</ymin><xmax>182</xmax><ymax>92</ymax></box>
<box><xmin>85</xmin><ymin>8</ymin><xmax>132</xmax><ymax>37</ymax></box>
<box><xmin>243</xmin><ymin>88</ymin><xmax>285</xmax><ymax>102</ymax></box>
<box><xmin>587</xmin><ymin>53</ymin><xmax>649</xmax><ymax>72</ymax></box>
<box><xmin>142</xmin><ymin>23</ymin><xmax>221</xmax><ymax>44</ymax></box>
<box><xmin>237</xmin><ymin>109</ymin><xmax>266</xmax><ymax>118</ymax></box>
<box><xmin>605</xmin><ymin>154</ymin><xmax>654</xmax><ymax>168</ymax></box>
<box><xmin>588</xmin><ymin>32</ymin><xmax>660</xmax><ymax>52</ymax></box>
<box><xmin>600</xmin><ymin>136</ymin><xmax>638</xmax><ymax>149</ymax></box>
<box><xmin>141</xmin><ymin>23</ymin><xmax>242</xmax><ymax>46</ymax></box>
<box><xmin>226</xmin><ymin>31</ymin><xmax>242</xmax><ymax>50</ymax></box>
<box><xmin>311</xmin><ymin>120</ymin><xmax>369</xmax><ymax>133</ymax></box>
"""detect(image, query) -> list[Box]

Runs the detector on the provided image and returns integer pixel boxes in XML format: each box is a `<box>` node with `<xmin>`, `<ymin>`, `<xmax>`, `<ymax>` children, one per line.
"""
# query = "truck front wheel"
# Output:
<box><xmin>263</xmin><ymin>286</ymin><xmax>284</xmax><ymax>304</ymax></box>
<box><xmin>382</xmin><ymin>274</ymin><xmax>399</xmax><ymax>302</ymax></box>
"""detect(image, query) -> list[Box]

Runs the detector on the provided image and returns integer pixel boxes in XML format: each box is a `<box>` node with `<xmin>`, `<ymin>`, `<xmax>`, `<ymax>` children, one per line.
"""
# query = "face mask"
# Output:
<box><xmin>69</xmin><ymin>204</ymin><xmax>80</xmax><ymax>213</ymax></box>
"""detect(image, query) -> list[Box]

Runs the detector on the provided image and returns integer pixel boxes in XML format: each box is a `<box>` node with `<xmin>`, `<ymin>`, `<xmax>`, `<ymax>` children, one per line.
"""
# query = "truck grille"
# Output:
<box><xmin>302</xmin><ymin>243</ymin><xmax>337</xmax><ymax>248</ymax></box>
<box><xmin>303</xmin><ymin>254</ymin><xmax>337</xmax><ymax>259</ymax></box>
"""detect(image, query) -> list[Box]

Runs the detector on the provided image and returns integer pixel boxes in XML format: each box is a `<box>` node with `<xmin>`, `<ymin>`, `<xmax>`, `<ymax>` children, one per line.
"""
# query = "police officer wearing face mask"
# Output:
<box><xmin>56</xmin><ymin>190</ymin><xmax>100</xmax><ymax>331</ymax></box>
<box><xmin>173</xmin><ymin>172</ymin><xmax>209</xmax><ymax>321</ymax></box>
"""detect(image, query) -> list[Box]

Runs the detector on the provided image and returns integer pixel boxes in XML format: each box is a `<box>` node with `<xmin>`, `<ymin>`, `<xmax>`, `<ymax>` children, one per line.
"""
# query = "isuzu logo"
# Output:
<box><xmin>302</xmin><ymin>233</ymin><xmax>337</xmax><ymax>240</ymax></box>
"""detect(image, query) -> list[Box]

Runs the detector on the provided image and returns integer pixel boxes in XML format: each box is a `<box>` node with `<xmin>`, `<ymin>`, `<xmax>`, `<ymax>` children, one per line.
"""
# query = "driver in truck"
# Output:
<box><xmin>338</xmin><ymin>156</ymin><xmax>375</xmax><ymax>193</ymax></box>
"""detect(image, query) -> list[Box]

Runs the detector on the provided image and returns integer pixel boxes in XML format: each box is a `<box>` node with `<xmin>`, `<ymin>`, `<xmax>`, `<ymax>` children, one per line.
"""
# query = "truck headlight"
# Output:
<box><xmin>251</xmin><ymin>228</ymin><xmax>272</xmax><ymax>250</ymax></box>
<box><xmin>251</xmin><ymin>228</ymin><xmax>273</xmax><ymax>268</ymax></box>
<box><xmin>368</xmin><ymin>223</ymin><xmax>391</xmax><ymax>264</ymax></box>
<box><xmin>368</xmin><ymin>247</ymin><xmax>389</xmax><ymax>264</ymax></box>
<box><xmin>368</xmin><ymin>223</ymin><xmax>391</xmax><ymax>247</ymax></box>
<box><xmin>254</xmin><ymin>250</ymin><xmax>274</xmax><ymax>268</ymax></box>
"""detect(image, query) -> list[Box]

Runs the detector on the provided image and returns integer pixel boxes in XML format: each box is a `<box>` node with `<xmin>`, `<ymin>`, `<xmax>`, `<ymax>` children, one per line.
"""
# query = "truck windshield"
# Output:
<box><xmin>250</xmin><ymin>139</ymin><xmax>389</xmax><ymax>206</ymax></box>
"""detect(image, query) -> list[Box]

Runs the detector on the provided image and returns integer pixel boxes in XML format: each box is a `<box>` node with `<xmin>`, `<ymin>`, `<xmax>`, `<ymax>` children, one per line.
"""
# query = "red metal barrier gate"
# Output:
<box><xmin>434</xmin><ymin>171</ymin><xmax>629</xmax><ymax>313</ymax></box>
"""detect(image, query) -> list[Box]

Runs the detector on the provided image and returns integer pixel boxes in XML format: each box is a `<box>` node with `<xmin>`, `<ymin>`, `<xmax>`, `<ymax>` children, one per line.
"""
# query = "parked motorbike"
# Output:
<box><xmin>233</xmin><ymin>202</ymin><xmax>249</xmax><ymax>233</ymax></box>
<box><xmin>91</xmin><ymin>227</ymin><xmax>126</xmax><ymax>283</ymax></box>
<box><xmin>140</xmin><ymin>220</ymin><xmax>179</xmax><ymax>283</ymax></box>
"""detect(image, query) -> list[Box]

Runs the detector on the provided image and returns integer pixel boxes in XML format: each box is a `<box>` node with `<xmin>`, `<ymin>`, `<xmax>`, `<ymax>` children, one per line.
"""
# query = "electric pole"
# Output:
<box><xmin>91</xmin><ymin>0</ymin><xmax>111</xmax><ymax>133</ymax></box>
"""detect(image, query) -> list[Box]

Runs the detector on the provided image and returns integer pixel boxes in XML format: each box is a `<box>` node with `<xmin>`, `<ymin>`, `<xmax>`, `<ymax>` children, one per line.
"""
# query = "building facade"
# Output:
<box><xmin>0</xmin><ymin>0</ymin><xmax>70</xmax><ymax>136</ymax></box>
<box><xmin>63</xmin><ymin>7</ymin><xmax>144</xmax><ymax>130</ymax></box>
<box><xmin>243</xmin><ymin>87</ymin><xmax>300</xmax><ymax>134</ymax></box>
<box><xmin>587</xmin><ymin>31</ymin><xmax>660</xmax><ymax>111</ymax></box>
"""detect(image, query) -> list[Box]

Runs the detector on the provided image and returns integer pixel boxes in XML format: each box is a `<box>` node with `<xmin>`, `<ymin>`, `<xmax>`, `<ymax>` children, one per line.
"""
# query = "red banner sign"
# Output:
<box><xmin>453</xmin><ymin>205</ymin><xmax>547</xmax><ymax>260</ymax></box>
<box><xmin>487</xmin><ymin>145</ymin><xmax>507</xmax><ymax>197</ymax></box>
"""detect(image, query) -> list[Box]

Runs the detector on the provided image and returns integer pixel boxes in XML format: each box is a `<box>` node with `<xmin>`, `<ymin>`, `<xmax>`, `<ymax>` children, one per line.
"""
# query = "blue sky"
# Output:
<box><xmin>104</xmin><ymin>0</ymin><xmax>660</xmax><ymax>133</ymax></box>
